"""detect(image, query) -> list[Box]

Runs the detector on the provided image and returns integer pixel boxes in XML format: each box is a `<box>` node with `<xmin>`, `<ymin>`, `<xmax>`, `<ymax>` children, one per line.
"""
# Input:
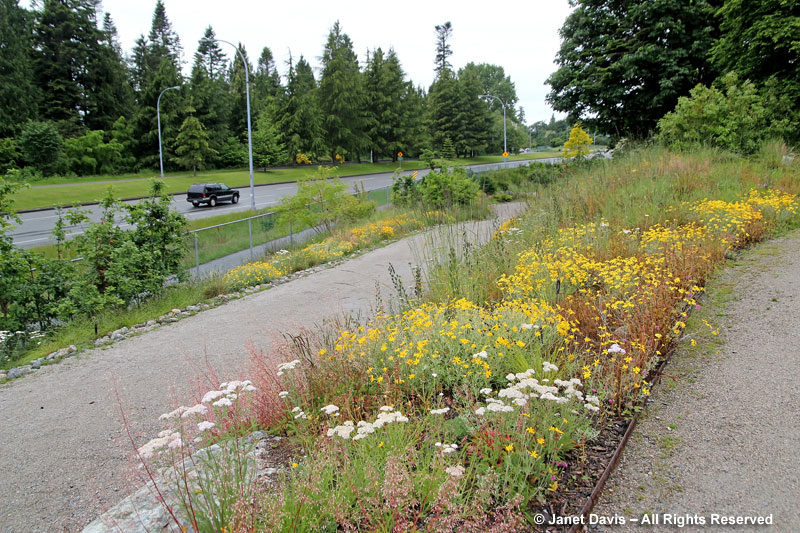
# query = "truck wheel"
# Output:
<box><xmin>192</xmin><ymin>201</ymin><xmax>199</xmax><ymax>207</ymax></box>
<box><xmin>232</xmin><ymin>193</ymin><xmax>239</xmax><ymax>204</ymax></box>
<box><xmin>209</xmin><ymin>197</ymin><xmax>217</xmax><ymax>207</ymax></box>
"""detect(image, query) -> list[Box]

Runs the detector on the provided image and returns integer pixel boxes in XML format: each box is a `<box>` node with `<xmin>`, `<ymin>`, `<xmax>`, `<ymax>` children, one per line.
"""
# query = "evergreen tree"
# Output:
<box><xmin>401</xmin><ymin>83</ymin><xmax>427</xmax><ymax>157</ymax></box>
<box><xmin>32</xmin><ymin>0</ymin><xmax>105</xmax><ymax>133</ymax></box>
<box><xmin>0</xmin><ymin>0</ymin><xmax>39</xmax><ymax>136</ymax></box>
<box><xmin>319</xmin><ymin>21</ymin><xmax>368</xmax><ymax>161</ymax></box>
<box><xmin>427</xmin><ymin>71</ymin><xmax>463</xmax><ymax>155</ymax></box>
<box><xmin>547</xmin><ymin>0</ymin><xmax>717</xmax><ymax>138</ymax></box>
<box><xmin>194</xmin><ymin>26</ymin><xmax>226</xmax><ymax>79</ymax></box>
<box><xmin>433</xmin><ymin>21</ymin><xmax>453</xmax><ymax>79</ymax></box>
<box><xmin>86</xmin><ymin>12</ymin><xmax>134</xmax><ymax>131</ymax></box>
<box><xmin>276</xmin><ymin>54</ymin><xmax>325</xmax><ymax>163</ymax></box>
<box><xmin>457</xmin><ymin>66</ymin><xmax>491</xmax><ymax>156</ymax></box>
<box><xmin>252</xmin><ymin>110</ymin><xmax>286</xmax><ymax>170</ymax></box>
<box><xmin>174</xmin><ymin>107</ymin><xmax>216</xmax><ymax>176</ymax></box>
<box><xmin>228</xmin><ymin>43</ymin><xmax>253</xmax><ymax>140</ymax></box>
<box><xmin>253</xmin><ymin>46</ymin><xmax>282</xmax><ymax>113</ymax></box>
<box><xmin>190</xmin><ymin>27</ymin><xmax>230</xmax><ymax>166</ymax></box>
<box><xmin>131</xmin><ymin>1</ymin><xmax>183</xmax><ymax>169</ymax></box>
<box><xmin>148</xmin><ymin>0</ymin><xmax>182</xmax><ymax>67</ymax></box>
<box><xmin>365</xmin><ymin>48</ymin><xmax>407</xmax><ymax>160</ymax></box>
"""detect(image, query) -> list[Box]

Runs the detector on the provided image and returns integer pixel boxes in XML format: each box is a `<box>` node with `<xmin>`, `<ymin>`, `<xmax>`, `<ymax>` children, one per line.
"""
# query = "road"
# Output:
<box><xmin>8</xmin><ymin>157</ymin><xmax>565</xmax><ymax>249</ymax></box>
<box><xmin>9</xmin><ymin>169</ymin><xmax>430</xmax><ymax>248</ymax></box>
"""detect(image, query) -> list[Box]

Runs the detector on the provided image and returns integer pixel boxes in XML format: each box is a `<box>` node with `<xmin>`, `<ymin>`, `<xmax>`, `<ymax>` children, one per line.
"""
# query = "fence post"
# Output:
<box><xmin>194</xmin><ymin>233</ymin><xmax>200</xmax><ymax>276</ymax></box>
<box><xmin>248</xmin><ymin>218</ymin><xmax>253</xmax><ymax>260</ymax></box>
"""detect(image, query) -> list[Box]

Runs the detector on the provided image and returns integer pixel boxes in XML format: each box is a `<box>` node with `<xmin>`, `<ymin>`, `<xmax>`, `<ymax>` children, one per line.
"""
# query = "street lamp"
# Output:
<box><xmin>201</xmin><ymin>37</ymin><xmax>255</xmax><ymax>211</ymax></box>
<box><xmin>157</xmin><ymin>85</ymin><xmax>180</xmax><ymax>177</ymax></box>
<box><xmin>480</xmin><ymin>94</ymin><xmax>507</xmax><ymax>156</ymax></box>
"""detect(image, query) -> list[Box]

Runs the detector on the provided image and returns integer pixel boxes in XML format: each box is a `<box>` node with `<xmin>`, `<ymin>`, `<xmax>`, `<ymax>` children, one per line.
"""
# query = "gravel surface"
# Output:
<box><xmin>592</xmin><ymin>232</ymin><xmax>800</xmax><ymax>532</ymax></box>
<box><xmin>0</xmin><ymin>204</ymin><xmax>523</xmax><ymax>532</ymax></box>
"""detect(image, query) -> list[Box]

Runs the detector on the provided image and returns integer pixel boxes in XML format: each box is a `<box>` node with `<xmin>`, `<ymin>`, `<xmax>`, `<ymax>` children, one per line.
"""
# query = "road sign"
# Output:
<box><xmin>398</xmin><ymin>151</ymin><xmax>403</xmax><ymax>161</ymax></box>
<box><xmin>413</xmin><ymin>170</ymin><xmax>417</xmax><ymax>179</ymax></box>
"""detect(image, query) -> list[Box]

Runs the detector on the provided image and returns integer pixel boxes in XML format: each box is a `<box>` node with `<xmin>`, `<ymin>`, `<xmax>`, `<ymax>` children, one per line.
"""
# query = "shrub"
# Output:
<box><xmin>562</xmin><ymin>122</ymin><xmax>592</xmax><ymax>159</ymax></box>
<box><xmin>419</xmin><ymin>166</ymin><xmax>478</xmax><ymax>209</ymax></box>
<box><xmin>18</xmin><ymin>120</ymin><xmax>63</xmax><ymax>175</ymax></box>
<box><xmin>658</xmin><ymin>72</ymin><xmax>767</xmax><ymax>154</ymax></box>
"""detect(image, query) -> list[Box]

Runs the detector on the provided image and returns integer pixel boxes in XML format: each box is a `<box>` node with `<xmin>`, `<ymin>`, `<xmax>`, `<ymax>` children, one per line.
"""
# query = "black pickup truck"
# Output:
<box><xmin>186</xmin><ymin>183</ymin><xmax>239</xmax><ymax>207</ymax></box>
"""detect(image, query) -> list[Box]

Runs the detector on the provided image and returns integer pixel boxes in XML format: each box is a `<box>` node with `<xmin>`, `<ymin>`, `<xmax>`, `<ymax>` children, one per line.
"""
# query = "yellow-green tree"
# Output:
<box><xmin>563</xmin><ymin>122</ymin><xmax>592</xmax><ymax>158</ymax></box>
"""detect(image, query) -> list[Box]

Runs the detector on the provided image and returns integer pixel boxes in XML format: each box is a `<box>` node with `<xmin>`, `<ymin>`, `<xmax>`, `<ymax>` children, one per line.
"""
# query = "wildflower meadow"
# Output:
<box><xmin>143</xmin><ymin>145</ymin><xmax>799</xmax><ymax>531</ymax></box>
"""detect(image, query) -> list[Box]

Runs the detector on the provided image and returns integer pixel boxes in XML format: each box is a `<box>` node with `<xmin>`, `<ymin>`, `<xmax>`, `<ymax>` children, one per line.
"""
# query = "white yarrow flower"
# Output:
<box><xmin>197</xmin><ymin>421</ymin><xmax>215</xmax><ymax>432</ymax></box>
<box><xmin>320</xmin><ymin>404</ymin><xmax>340</xmax><ymax>415</ymax></box>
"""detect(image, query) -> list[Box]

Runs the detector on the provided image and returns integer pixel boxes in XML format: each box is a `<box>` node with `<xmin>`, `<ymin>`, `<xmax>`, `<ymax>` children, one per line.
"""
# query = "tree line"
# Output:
<box><xmin>0</xmin><ymin>0</ymin><xmax>530</xmax><ymax>178</ymax></box>
<box><xmin>547</xmin><ymin>0</ymin><xmax>799</xmax><ymax>147</ymax></box>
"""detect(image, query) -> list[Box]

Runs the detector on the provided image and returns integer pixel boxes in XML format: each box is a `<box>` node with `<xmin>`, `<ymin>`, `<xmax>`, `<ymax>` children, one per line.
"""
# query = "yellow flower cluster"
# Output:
<box><xmin>224</xmin><ymin>215</ymin><xmax>429</xmax><ymax>290</ymax></box>
<box><xmin>328</xmin><ymin>188</ymin><xmax>797</xmax><ymax>408</ymax></box>
<box><xmin>346</xmin><ymin>215</ymin><xmax>424</xmax><ymax>246</ymax></box>
<box><xmin>224</xmin><ymin>261</ymin><xmax>286</xmax><ymax>290</ymax></box>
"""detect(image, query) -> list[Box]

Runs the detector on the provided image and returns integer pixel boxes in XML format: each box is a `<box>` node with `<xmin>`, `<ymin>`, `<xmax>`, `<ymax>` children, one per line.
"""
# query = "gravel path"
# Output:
<box><xmin>592</xmin><ymin>231</ymin><xmax>800</xmax><ymax>531</ymax></box>
<box><xmin>0</xmin><ymin>204</ymin><xmax>523</xmax><ymax>532</ymax></box>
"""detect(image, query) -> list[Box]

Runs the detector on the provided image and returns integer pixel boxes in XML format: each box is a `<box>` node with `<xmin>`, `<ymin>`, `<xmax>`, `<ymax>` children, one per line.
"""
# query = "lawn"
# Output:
<box><xmin>12</xmin><ymin>152</ymin><xmax>561</xmax><ymax>211</ymax></box>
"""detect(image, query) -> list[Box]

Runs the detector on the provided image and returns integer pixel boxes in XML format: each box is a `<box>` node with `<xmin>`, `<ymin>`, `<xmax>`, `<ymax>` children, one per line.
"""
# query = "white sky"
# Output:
<box><xmin>96</xmin><ymin>0</ymin><xmax>573</xmax><ymax>123</ymax></box>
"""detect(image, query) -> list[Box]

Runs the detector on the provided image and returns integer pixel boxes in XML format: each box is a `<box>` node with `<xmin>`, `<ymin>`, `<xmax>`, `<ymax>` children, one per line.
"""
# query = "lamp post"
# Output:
<box><xmin>201</xmin><ymin>37</ymin><xmax>255</xmax><ymax>211</ymax></box>
<box><xmin>157</xmin><ymin>85</ymin><xmax>180</xmax><ymax>177</ymax></box>
<box><xmin>480</xmin><ymin>94</ymin><xmax>507</xmax><ymax>156</ymax></box>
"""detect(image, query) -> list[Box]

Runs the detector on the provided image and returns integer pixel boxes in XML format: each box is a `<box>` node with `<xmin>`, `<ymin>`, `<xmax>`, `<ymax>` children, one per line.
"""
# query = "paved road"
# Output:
<box><xmin>9</xmin><ymin>169</ymin><xmax>432</xmax><ymax>248</ymax></box>
<box><xmin>8</xmin><ymin>156</ymin><xmax>573</xmax><ymax>249</ymax></box>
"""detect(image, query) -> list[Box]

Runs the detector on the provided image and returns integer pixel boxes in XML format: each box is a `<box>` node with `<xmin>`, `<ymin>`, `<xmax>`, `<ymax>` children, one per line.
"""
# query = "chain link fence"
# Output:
<box><xmin>185</xmin><ymin>183</ymin><xmax>395</xmax><ymax>276</ymax></box>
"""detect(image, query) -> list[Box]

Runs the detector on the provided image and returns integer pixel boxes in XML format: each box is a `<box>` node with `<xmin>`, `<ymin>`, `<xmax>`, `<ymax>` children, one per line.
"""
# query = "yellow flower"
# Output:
<box><xmin>505</xmin><ymin>444</ymin><xmax>513</xmax><ymax>452</ymax></box>
<box><xmin>526</xmin><ymin>427</ymin><xmax>535</xmax><ymax>434</ymax></box>
<box><xmin>529</xmin><ymin>450</ymin><xmax>539</xmax><ymax>458</ymax></box>
<box><xmin>291</xmin><ymin>462</ymin><xmax>298</xmax><ymax>469</ymax></box>
<box><xmin>537</xmin><ymin>437</ymin><xmax>545</xmax><ymax>445</ymax></box>
<box><xmin>378</xmin><ymin>441</ymin><xmax>384</xmax><ymax>448</ymax></box>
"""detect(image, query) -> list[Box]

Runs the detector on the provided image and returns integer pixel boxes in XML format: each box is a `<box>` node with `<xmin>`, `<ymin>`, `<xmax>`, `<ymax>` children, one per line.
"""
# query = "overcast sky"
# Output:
<box><xmin>95</xmin><ymin>0</ymin><xmax>573</xmax><ymax>123</ymax></box>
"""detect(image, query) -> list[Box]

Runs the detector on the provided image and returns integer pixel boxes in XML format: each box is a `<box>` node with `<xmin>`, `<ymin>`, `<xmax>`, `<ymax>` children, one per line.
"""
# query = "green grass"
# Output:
<box><xmin>12</xmin><ymin>153</ymin><xmax>561</xmax><ymax>211</ymax></box>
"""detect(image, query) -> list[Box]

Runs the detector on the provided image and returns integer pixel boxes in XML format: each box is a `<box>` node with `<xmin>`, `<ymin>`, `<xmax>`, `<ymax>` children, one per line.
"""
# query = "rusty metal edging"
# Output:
<box><xmin>567</xmin><ymin>350</ymin><xmax>673</xmax><ymax>533</ymax></box>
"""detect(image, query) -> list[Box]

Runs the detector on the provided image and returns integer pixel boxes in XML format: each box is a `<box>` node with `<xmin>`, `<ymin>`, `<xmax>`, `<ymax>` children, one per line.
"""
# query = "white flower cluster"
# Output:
<box><xmin>326</xmin><ymin>406</ymin><xmax>408</xmax><ymax>441</ymax></box>
<box><xmin>520</xmin><ymin>323</ymin><xmax>540</xmax><ymax>330</ymax></box>
<box><xmin>320</xmin><ymin>404</ymin><xmax>340</xmax><ymax>415</ymax></box>
<box><xmin>445</xmin><ymin>464</ymin><xmax>465</xmax><ymax>477</ymax></box>
<box><xmin>197</xmin><ymin>421</ymin><xmax>215</xmax><ymax>432</ymax></box>
<box><xmin>435</xmin><ymin>442</ymin><xmax>459</xmax><ymax>454</ymax></box>
<box><xmin>198</xmin><ymin>380</ymin><xmax>257</xmax><ymax>408</ymax></box>
<box><xmin>138</xmin><ymin>429</ymin><xmax>183</xmax><ymax>459</ymax></box>
<box><xmin>277</xmin><ymin>359</ymin><xmax>301</xmax><ymax>377</ymax></box>
<box><xmin>276</xmin><ymin>249</ymin><xmax>290</xmax><ymax>255</ymax></box>
<box><xmin>474</xmin><ymin>368</ymin><xmax>596</xmax><ymax>414</ymax></box>
<box><xmin>291</xmin><ymin>406</ymin><xmax>307</xmax><ymax>419</ymax></box>
<box><xmin>430</xmin><ymin>407</ymin><xmax>450</xmax><ymax>415</ymax></box>
<box><xmin>608</xmin><ymin>343</ymin><xmax>626</xmax><ymax>354</ymax></box>
<box><xmin>472</xmin><ymin>350</ymin><xmax>488</xmax><ymax>359</ymax></box>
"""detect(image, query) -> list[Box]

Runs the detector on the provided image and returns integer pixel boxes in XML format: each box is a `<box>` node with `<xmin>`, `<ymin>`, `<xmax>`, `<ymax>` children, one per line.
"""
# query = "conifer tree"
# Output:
<box><xmin>0</xmin><ymin>0</ymin><xmax>39</xmax><ymax>136</ymax></box>
<box><xmin>174</xmin><ymin>107</ymin><xmax>215</xmax><ymax>176</ymax></box>
<box><xmin>276</xmin><ymin>54</ymin><xmax>325</xmax><ymax>163</ymax></box>
<box><xmin>319</xmin><ymin>21</ymin><xmax>368</xmax><ymax>161</ymax></box>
